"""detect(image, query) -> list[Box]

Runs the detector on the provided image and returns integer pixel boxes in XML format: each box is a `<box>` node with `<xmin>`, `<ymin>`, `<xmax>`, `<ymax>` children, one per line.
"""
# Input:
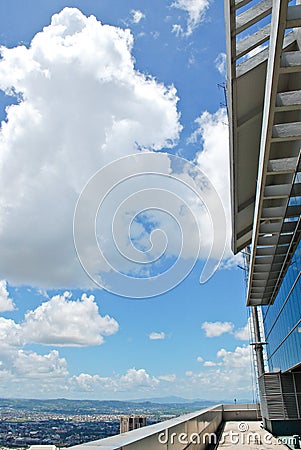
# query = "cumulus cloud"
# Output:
<box><xmin>13</xmin><ymin>349</ymin><xmax>68</xmax><ymax>379</ymax></box>
<box><xmin>0</xmin><ymin>7</ymin><xmax>236</xmax><ymax>295</ymax></box>
<box><xmin>0</xmin><ymin>346</ymin><xmax>70</xmax><ymax>397</ymax></box>
<box><xmin>0</xmin><ymin>280</ymin><xmax>15</xmax><ymax>312</ymax></box>
<box><xmin>71</xmin><ymin>368</ymin><xmax>160</xmax><ymax>394</ymax></box>
<box><xmin>184</xmin><ymin>346</ymin><xmax>253</xmax><ymax>397</ymax></box>
<box><xmin>0</xmin><ymin>318</ymin><xmax>24</xmax><ymax>348</ymax></box>
<box><xmin>190</xmin><ymin>108</ymin><xmax>241</xmax><ymax>267</ymax></box>
<box><xmin>0</xmin><ymin>291</ymin><xmax>119</xmax><ymax>351</ymax></box>
<box><xmin>196</xmin><ymin>356</ymin><xmax>204</xmax><ymax>362</ymax></box>
<box><xmin>217</xmin><ymin>346</ymin><xmax>252</xmax><ymax>369</ymax></box>
<box><xmin>0</xmin><ymin>7</ymin><xmax>181</xmax><ymax>289</ymax></box>
<box><xmin>149</xmin><ymin>331</ymin><xmax>165</xmax><ymax>340</ymax></box>
<box><xmin>22</xmin><ymin>291</ymin><xmax>119</xmax><ymax>346</ymax></box>
<box><xmin>202</xmin><ymin>321</ymin><xmax>234</xmax><ymax>337</ymax></box>
<box><xmin>172</xmin><ymin>0</ymin><xmax>209</xmax><ymax>36</ymax></box>
<box><xmin>70</xmin><ymin>373</ymin><xmax>110</xmax><ymax>392</ymax></box>
<box><xmin>191</xmin><ymin>109</ymin><xmax>229</xmax><ymax>204</ymax></box>
<box><xmin>0</xmin><ymin>341</ymin><xmax>252</xmax><ymax>398</ymax></box>
<box><xmin>234</xmin><ymin>321</ymin><xmax>251</xmax><ymax>341</ymax></box>
<box><xmin>203</xmin><ymin>360</ymin><xmax>218</xmax><ymax>367</ymax></box>
<box><xmin>201</xmin><ymin>319</ymin><xmax>251</xmax><ymax>341</ymax></box>
<box><xmin>120</xmin><ymin>368</ymin><xmax>159</xmax><ymax>390</ymax></box>
<box><xmin>158</xmin><ymin>374</ymin><xmax>176</xmax><ymax>382</ymax></box>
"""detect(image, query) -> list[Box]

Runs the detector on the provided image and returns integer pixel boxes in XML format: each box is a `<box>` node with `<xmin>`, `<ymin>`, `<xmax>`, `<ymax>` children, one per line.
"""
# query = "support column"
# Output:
<box><xmin>251</xmin><ymin>306</ymin><xmax>265</xmax><ymax>376</ymax></box>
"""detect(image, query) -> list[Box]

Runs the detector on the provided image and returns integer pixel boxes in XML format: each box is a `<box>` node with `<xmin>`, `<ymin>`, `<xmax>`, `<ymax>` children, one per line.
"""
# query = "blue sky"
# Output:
<box><xmin>0</xmin><ymin>0</ymin><xmax>254</xmax><ymax>401</ymax></box>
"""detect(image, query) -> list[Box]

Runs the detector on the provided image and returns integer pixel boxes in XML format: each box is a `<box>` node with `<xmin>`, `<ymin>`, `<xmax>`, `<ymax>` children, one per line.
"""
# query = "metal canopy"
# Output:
<box><xmin>225</xmin><ymin>0</ymin><xmax>301</xmax><ymax>306</ymax></box>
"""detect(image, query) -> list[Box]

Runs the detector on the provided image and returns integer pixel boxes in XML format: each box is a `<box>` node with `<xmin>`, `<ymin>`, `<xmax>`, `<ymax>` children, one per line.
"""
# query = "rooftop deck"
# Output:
<box><xmin>216</xmin><ymin>420</ymin><xmax>295</xmax><ymax>449</ymax></box>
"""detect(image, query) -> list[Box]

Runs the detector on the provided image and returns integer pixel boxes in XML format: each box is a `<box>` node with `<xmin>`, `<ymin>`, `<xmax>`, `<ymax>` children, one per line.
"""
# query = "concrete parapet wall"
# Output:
<box><xmin>63</xmin><ymin>406</ymin><xmax>224</xmax><ymax>450</ymax></box>
<box><xmin>31</xmin><ymin>404</ymin><xmax>261</xmax><ymax>450</ymax></box>
<box><xmin>222</xmin><ymin>403</ymin><xmax>261</xmax><ymax>422</ymax></box>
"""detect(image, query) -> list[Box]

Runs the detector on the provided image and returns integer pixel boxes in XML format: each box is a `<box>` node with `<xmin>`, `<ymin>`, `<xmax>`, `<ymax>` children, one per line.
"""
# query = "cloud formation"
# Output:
<box><xmin>202</xmin><ymin>321</ymin><xmax>234</xmax><ymax>338</ymax></box>
<box><xmin>0</xmin><ymin>291</ymin><xmax>118</xmax><ymax>396</ymax></box>
<box><xmin>234</xmin><ymin>322</ymin><xmax>251</xmax><ymax>341</ymax></box>
<box><xmin>1</xmin><ymin>291</ymin><xmax>118</xmax><ymax>349</ymax></box>
<box><xmin>172</xmin><ymin>0</ymin><xmax>209</xmax><ymax>36</ymax></box>
<box><xmin>0</xmin><ymin>7</ymin><xmax>237</xmax><ymax>295</ymax></box>
<box><xmin>71</xmin><ymin>368</ymin><xmax>159</xmax><ymax>393</ymax></box>
<box><xmin>22</xmin><ymin>292</ymin><xmax>119</xmax><ymax>346</ymax></box>
<box><xmin>201</xmin><ymin>320</ymin><xmax>250</xmax><ymax>341</ymax></box>
<box><xmin>185</xmin><ymin>345</ymin><xmax>253</xmax><ymax>395</ymax></box>
<box><xmin>191</xmin><ymin>108</ymin><xmax>246</xmax><ymax>268</ymax></box>
<box><xmin>0</xmin><ymin>7</ymin><xmax>181</xmax><ymax>289</ymax></box>
<box><xmin>0</xmin><ymin>280</ymin><xmax>14</xmax><ymax>312</ymax></box>
<box><xmin>149</xmin><ymin>331</ymin><xmax>165</xmax><ymax>340</ymax></box>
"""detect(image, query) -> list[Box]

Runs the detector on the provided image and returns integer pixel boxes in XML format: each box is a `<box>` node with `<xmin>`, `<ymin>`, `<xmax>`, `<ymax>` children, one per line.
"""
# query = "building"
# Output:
<box><xmin>225</xmin><ymin>0</ymin><xmax>301</xmax><ymax>435</ymax></box>
<box><xmin>120</xmin><ymin>415</ymin><xmax>146</xmax><ymax>433</ymax></box>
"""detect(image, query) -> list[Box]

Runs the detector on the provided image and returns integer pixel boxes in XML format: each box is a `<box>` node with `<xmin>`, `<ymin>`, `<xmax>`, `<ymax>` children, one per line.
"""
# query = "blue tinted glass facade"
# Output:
<box><xmin>262</xmin><ymin>238</ymin><xmax>301</xmax><ymax>372</ymax></box>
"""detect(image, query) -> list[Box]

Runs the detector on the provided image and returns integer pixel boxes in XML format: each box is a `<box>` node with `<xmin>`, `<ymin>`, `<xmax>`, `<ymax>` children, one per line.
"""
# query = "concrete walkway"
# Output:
<box><xmin>216</xmin><ymin>421</ymin><xmax>293</xmax><ymax>449</ymax></box>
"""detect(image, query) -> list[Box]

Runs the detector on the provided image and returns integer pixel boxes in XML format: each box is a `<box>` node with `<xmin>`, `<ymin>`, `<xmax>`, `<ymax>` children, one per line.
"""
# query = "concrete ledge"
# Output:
<box><xmin>29</xmin><ymin>405</ymin><xmax>262</xmax><ymax>450</ymax></box>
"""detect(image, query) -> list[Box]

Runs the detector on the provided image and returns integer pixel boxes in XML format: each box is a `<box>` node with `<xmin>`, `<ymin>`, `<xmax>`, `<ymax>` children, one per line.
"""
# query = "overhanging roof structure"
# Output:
<box><xmin>225</xmin><ymin>0</ymin><xmax>301</xmax><ymax>306</ymax></box>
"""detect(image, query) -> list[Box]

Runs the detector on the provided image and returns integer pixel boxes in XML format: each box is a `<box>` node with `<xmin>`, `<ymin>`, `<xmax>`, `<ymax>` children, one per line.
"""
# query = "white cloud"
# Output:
<box><xmin>0</xmin><ymin>291</ymin><xmax>118</xmax><ymax>349</ymax></box>
<box><xmin>0</xmin><ymin>288</ymin><xmax>120</xmax><ymax>396</ymax></box>
<box><xmin>172</xmin><ymin>0</ymin><xmax>209</xmax><ymax>36</ymax></box>
<box><xmin>0</xmin><ymin>280</ymin><xmax>14</xmax><ymax>312</ymax></box>
<box><xmin>0</xmin><ymin>8</ymin><xmax>236</xmax><ymax>296</ymax></box>
<box><xmin>191</xmin><ymin>109</ymin><xmax>229</xmax><ymax>202</ymax></box>
<box><xmin>158</xmin><ymin>374</ymin><xmax>176</xmax><ymax>382</ymax></box>
<box><xmin>130</xmin><ymin>10</ymin><xmax>145</xmax><ymax>24</ymax></box>
<box><xmin>172</xmin><ymin>24</ymin><xmax>184</xmax><ymax>37</ymax></box>
<box><xmin>201</xmin><ymin>319</ymin><xmax>251</xmax><ymax>341</ymax></box>
<box><xmin>215</xmin><ymin>52</ymin><xmax>226</xmax><ymax>75</ymax></box>
<box><xmin>71</xmin><ymin>368</ymin><xmax>160</xmax><ymax>394</ymax></box>
<box><xmin>191</xmin><ymin>108</ymin><xmax>241</xmax><ymax>267</ymax></box>
<box><xmin>22</xmin><ymin>292</ymin><xmax>119</xmax><ymax>346</ymax></box>
<box><xmin>203</xmin><ymin>360</ymin><xmax>217</xmax><ymax>367</ymax></box>
<box><xmin>202</xmin><ymin>321</ymin><xmax>234</xmax><ymax>337</ymax></box>
<box><xmin>13</xmin><ymin>349</ymin><xmax>68</xmax><ymax>379</ymax></box>
<box><xmin>182</xmin><ymin>346</ymin><xmax>253</xmax><ymax>397</ymax></box>
<box><xmin>0</xmin><ymin>345</ymin><xmax>254</xmax><ymax>398</ymax></box>
<box><xmin>120</xmin><ymin>368</ymin><xmax>159</xmax><ymax>390</ymax></box>
<box><xmin>196</xmin><ymin>356</ymin><xmax>203</xmax><ymax>362</ymax></box>
<box><xmin>70</xmin><ymin>373</ymin><xmax>110</xmax><ymax>391</ymax></box>
<box><xmin>234</xmin><ymin>321</ymin><xmax>251</xmax><ymax>341</ymax></box>
<box><xmin>149</xmin><ymin>331</ymin><xmax>165</xmax><ymax>340</ymax></box>
<box><xmin>0</xmin><ymin>318</ymin><xmax>24</xmax><ymax>348</ymax></box>
<box><xmin>0</xmin><ymin>7</ymin><xmax>181</xmax><ymax>289</ymax></box>
<box><xmin>217</xmin><ymin>346</ymin><xmax>252</xmax><ymax>369</ymax></box>
<box><xmin>0</xmin><ymin>346</ymin><xmax>70</xmax><ymax>397</ymax></box>
<box><xmin>219</xmin><ymin>252</ymin><xmax>244</xmax><ymax>270</ymax></box>
<box><xmin>0</xmin><ymin>321</ymin><xmax>162</xmax><ymax>396</ymax></box>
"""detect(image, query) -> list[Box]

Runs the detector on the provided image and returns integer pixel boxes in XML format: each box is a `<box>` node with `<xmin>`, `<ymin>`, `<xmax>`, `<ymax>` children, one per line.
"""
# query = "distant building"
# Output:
<box><xmin>225</xmin><ymin>0</ymin><xmax>301</xmax><ymax>435</ymax></box>
<box><xmin>120</xmin><ymin>415</ymin><xmax>146</xmax><ymax>433</ymax></box>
